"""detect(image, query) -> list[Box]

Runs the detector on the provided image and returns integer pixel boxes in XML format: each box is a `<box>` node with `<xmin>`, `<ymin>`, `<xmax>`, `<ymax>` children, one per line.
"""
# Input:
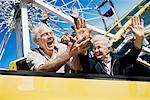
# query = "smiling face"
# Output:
<box><xmin>92</xmin><ymin>35</ymin><xmax>111</xmax><ymax>62</ymax></box>
<box><xmin>36</xmin><ymin>24</ymin><xmax>55</xmax><ymax>55</ymax></box>
<box><xmin>93</xmin><ymin>41</ymin><xmax>109</xmax><ymax>61</ymax></box>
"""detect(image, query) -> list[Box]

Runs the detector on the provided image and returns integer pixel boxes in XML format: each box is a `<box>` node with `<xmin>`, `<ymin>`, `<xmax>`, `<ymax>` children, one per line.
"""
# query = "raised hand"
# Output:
<box><xmin>42</xmin><ymin>10</ymin><xmax>49</xmax><ymax>20</ymax></box>
<box><xmin>70</xmin><ymin>6</ymin><xmax>79</xmax><ymax>18</ymax></box>
<box><xmin>67</xmin><ymin>37</ymin><xmax>91</xmax><ymax>57</ymax></box>
<box><xmin>130</xmin><ymin>16</ymin><xmax>144</xmax><ymax>39</ymax></box>
<box><xmin>130</xmin><ymin>16</ymin><xmax>145</xmax><ymax>49</ymax></box>
<box><xmin>73</xmin><ymin>18</ymin><xmax>92</xmax><ymax>40</ymax></box>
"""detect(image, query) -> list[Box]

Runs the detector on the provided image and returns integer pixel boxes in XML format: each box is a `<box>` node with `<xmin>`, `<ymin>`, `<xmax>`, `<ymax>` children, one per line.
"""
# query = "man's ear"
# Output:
<box><xmin>36</xmin><ymin>38</ymin><xmax>40</xmax><ymax>45</ymax></box>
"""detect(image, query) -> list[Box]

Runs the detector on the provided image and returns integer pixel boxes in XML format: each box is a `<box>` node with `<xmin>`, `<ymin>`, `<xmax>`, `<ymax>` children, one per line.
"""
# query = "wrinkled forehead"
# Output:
<box><xmin>93</xmin><ymin>41</ymin><xmax>108</xmax><ymax>48</ymax></box>
<box><xmin>93</xmin><ymin>39</ymin><xmax>111</xmax><ymax>48</ymax></box>
<box><xmin>38</xmin><ymin>24</ymin><xmax>52</xmax><ymax>34</ymax></box>
<box><xmin>93</xmin><ymin>41</ymin><xmax>103</xmax><ymax>46</ymax></box>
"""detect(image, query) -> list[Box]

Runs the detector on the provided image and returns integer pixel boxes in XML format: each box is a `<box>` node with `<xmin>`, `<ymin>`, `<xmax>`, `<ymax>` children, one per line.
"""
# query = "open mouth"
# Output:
<box><xmin>47</xmin><ymin>41</ymin><xmax>53</xmax><ymax>45</ymax></box>
<box><xmin>47</xmin><ymin>40</ymin><xmax>54</xmax><ymax>48</ymax></box>
<box><xmin>95</xmin><ymin>52</ymin><xmax>104</xmax><ymax>59</ymax></box>
<box><xmin>95</xmin><ymin>52</ymin><xmax>103</xmax><ymax>57</ymax></box>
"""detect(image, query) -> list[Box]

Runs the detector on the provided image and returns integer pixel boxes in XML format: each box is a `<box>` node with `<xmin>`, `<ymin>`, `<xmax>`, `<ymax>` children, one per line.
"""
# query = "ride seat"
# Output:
<box><xmin>9</xmin><ymin>57</ymin><xmax>30</xmax><ymax>71</ymax></box>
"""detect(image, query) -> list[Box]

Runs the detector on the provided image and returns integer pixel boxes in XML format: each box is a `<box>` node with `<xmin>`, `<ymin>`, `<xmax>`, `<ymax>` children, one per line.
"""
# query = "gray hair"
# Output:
<box><xmin>93</xmin><ymin>34</ymin><xmax>111</xmax><ymax>47</ymax></box>
<box><xmin>32</xmin><ymin>23</ymin><xmax>48</xmax><ymax>44</ymax></box>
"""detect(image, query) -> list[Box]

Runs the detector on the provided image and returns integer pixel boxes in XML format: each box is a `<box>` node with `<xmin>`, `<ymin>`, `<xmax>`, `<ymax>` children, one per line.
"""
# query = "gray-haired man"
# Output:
<box><xmin>26</xmin><ymin>23</ymin><xmax>91</xmax><ymax>72</ymax></box>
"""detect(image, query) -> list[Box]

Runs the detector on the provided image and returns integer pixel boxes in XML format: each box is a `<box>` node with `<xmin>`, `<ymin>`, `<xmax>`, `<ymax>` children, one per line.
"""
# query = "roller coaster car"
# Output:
<box><xmin>9</xmin><ymin>53</ymin><xmax>150</xmax><ymax>76</ymax></box>
<box><xmin>5</xmin><ymin>55</ymin><xmax>150</xmax><ymax>100</ymax></box>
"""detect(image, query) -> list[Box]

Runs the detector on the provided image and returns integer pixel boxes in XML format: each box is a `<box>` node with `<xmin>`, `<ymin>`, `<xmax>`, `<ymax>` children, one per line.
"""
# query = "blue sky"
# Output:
<box><xmin>0</xmin><ymin>0</ymin><xmax>141</xmax><ymax>69</ymax></box>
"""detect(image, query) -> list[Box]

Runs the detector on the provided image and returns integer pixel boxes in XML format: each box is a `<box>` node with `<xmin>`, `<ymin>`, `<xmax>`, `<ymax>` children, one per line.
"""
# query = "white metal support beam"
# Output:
<box><xmin>21</xmin><ymin>0</ymin><xmax>30</xmax><ymax>57</ymax></box>
<box><xmin>15</xmin><ymin>17</ymin><xmax>23</xmax><ymax>58</ymax></box>
<box><xmin>34</xmin><ymin>0</ymin><xmax>74</xmax><ymax>24</ymax></box>
<box><xmin>33</xmin><ymin>0</ymin><xmax>114</xmax><ymax>37</ymax></box>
